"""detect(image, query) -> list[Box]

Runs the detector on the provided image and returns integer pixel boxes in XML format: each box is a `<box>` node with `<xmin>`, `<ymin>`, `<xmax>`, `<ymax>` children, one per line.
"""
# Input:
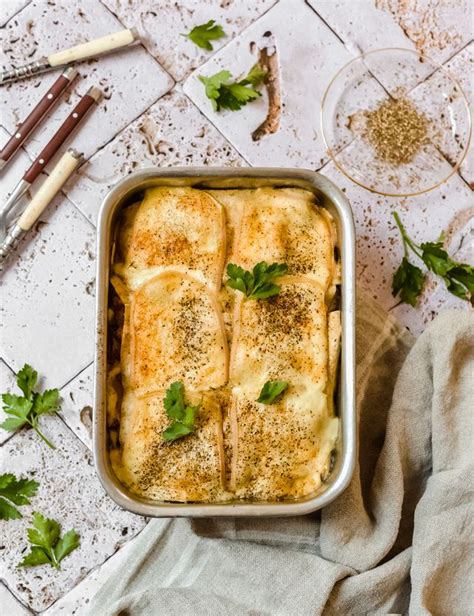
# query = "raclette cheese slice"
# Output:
<box><xmin>115</xmin><ymin>187</ymin><xmax>226</xmax><ymax>290</ymax></box>
<box><xmin>113</xmin><ymin>391</ymin><xmax>226</xmax><ymax>502</ymax></box>
<box><xmin>229</xmin><ymin>391</ymin><xmax>338</xmax><ymax>500</ymax></box>
<box><xmin>228</xmin><ymin>276</ymin><xmax>335</xmax><ymax>499</ymax></box>
<box><xmin>230</xmin><ymin>276</ymin><xmax>328</xmax><ymax>394</ymax></box>
<box><xmin>232</xmin><ymin>188</ymin><xmax>337</xmax><ymax>292</ymax></box>
<box><xmin>126</xmin><ymin>271</ymin><xmax>228</xmax><ymax>398</ymax></box>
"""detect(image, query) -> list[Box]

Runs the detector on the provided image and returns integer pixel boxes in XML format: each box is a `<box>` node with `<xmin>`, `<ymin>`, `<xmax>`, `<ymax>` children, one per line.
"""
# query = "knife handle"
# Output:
<box><xmin>48</xmin><ymin>28</ymin><xmax>138</xmax><ymax>67</ymax></box>
<box><xmin>18</xmin><ymin>149</ymin><xmax>83</xmax><ymax>231</ymax></box>
<box><xmin>23</xmin><ymin>86</ymin><xmax>101</xmax><ymax>184</ymax></box>
<box><xmin>0</xmin><ymin>68</ymin><xmax>78</xmax><ymax>170</ymax></box>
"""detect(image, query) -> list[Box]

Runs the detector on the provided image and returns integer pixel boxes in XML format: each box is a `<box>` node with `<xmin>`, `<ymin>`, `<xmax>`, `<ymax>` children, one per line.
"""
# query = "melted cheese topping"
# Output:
<box><xmin>127</xmin><ymin>271</ymin><xmax>228</xmax><ymax>398</ymax></box>
<box><xmin>109</xmin><ymin>186</ymin><xmax>341</xmax><ymax>504</ymax></box>
<box><xmin>114</xmin><ymin>187</ymin><xmax>225</xmax><ymax>290</ymax></box>
<box><xmin>232</xmin><ymin>188</ymin><xmax>337</xmax><ymax>292</ymax></box>
<box><xmin>113</xmin><ymin>391</ymin><xmax>226</xmax><ymax>502</ymax></box>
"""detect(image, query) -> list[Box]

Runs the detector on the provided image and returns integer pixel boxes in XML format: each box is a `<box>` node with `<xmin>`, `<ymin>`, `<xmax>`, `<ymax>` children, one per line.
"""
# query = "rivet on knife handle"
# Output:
<box><xmin>0</xmin><ymin>149</ymin><xmax>83</xmax><ymax>264</ymax></box>
<box><xmin>23</xmin><ymin>86</ymin><xmax>101</xmax><ymax>184</ymax></box>
<box><xmin>0</xmin><ymin>67</ymin><xmax>78</xmax><ymax>172</ymax></box>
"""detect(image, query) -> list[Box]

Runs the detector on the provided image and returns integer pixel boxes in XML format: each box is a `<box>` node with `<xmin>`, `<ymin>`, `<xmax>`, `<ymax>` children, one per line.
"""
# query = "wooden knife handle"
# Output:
<box><xmin>23</xmin><ymin>86</ymin><xmax>101</xmax><ymax>184</ymax></box>
<box><xmin>0</xmin><ymin>68</ymin><xmax>77</xmax><ymax>168</ymax></box>
<box><xmin>18</xmin><ymin>149</ymin><xmax>83</xmax><ymax>231</ymax></box>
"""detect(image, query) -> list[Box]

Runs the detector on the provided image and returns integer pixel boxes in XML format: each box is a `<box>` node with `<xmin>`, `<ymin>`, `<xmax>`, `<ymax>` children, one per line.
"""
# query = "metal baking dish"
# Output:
<box><xmin>94</xmin><ymin>167</ymin><xmax>356</xmax><ymax>517</ymax></box>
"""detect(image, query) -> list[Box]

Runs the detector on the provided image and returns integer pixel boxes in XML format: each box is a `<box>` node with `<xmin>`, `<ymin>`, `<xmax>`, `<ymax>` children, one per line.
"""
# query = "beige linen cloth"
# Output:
<box><xmin>90</xmin><ymin>293</ymin><xmax>474</xmax><ymax>615</ymax></box>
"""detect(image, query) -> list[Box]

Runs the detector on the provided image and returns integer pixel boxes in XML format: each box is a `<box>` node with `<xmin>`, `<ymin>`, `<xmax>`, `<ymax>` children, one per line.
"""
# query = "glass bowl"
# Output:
<box><xmin>321</xmin><ymin>48</ymin><xmax>471</xmax><ymax>197</ymax></box>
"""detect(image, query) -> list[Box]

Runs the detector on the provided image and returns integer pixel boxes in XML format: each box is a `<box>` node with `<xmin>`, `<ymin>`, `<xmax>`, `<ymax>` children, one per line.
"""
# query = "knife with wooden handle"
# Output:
<box><xmin>0</xmin><ymin>28</ymin><xmax>139</xmax><ymax>84</ymax></box>
<box><xmin>0</xmin><ymin>67</ymin><xmax>78</xmax><ymax>172</ymax></box>
<box><xmin>0</xmin><ymin>149</ymin><xmax>83</xmax><ymax>264</ymax></box>
<box><xmin>0</xmin><ymin>86</ymin><xmax>101</xmax><ymax>240</ymax></box>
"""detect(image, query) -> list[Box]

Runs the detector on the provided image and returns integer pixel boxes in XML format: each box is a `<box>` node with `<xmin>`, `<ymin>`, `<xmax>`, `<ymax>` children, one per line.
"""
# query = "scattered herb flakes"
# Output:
<box><xmin>392</xmin><ymin>212</ymin><xmax>474</xmax><ymax>306</ymax></box>
<box><xmin>0</xmin><ymin>363</ymin><xmax>60</xmax><ymax>449</ymax></box>
<box><xmin>257</xmin><ymin>381</ymin><xmax>289</xmax><ymax>405</ymax></box>
<box><xmin>0</xmin><ymin>474</ymin><xmax>39</xmax><ymax>520</ymax></box>
<box><xmin>18</xmin><ymin>512</ymin><xmax>80</xmax><ymax>569</ymax></box>
<box><xmin>226</xmin><ymin>262</ymin><xmax>288</xmax><ymax>300</ymax></box>
<box><xmin>163</xmin><ymin>382</ymin><xmax>199</xmax><ymax>443</ymax></box>
<box><xmin>199</xmin><ymin>63</ymin><xmax>267</xmax><ymax>112</ymax></box>
<box><xmin>183</xmin><ymin>20</ymin><xmax>225</xmax><ymax>51</ymax></box>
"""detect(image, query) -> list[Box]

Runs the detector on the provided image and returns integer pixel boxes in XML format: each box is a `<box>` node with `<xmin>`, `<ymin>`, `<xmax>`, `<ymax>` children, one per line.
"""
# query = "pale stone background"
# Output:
<box><xmin>0</xmin><ymin>0</ymin><xmax>472</xmax><ymax>613</ymax></box>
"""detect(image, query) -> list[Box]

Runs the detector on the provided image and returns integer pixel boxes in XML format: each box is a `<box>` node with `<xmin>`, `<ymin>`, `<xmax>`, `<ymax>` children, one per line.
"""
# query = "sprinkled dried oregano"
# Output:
<box><xmin>363</xmin><ymin>98</ymin><xmax>429</xmax><ymax>166</ymax></box>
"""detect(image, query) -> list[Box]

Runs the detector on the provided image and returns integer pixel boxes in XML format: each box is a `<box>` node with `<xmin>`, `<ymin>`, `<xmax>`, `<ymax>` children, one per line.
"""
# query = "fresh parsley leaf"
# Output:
<box><xmin>16</xmin><ymin>364</ymin><xmax>37</xmax><ymax>399</ymax></box>
<box><xmin>226</xmin><ymin>261</ymin><xmax>288</xmax><ymax>300</ymax></box>
<box><xmin>391</xmin><ymin>257</ymin><xmax>426</xmax><ymax>307</ymax></box>
<box><xmin>18</xmin><ymin>512</ymin><xmax>80</xmax><ymax>569</ymax></box>
<box><xmin>0</xmin><ymin>364</ymin><xmax>59</xmax><ymax>449</ymax></box>
<box><xmin>162</xmin><ymin>381</ymin><xmax>199</xmax><ymax>443</ymax></box>
<box><xmin>0</xmin><ymin>473</ymin><xmax>39</xmax><ymax>520</ymax></box>
<box><xmin>240</xmin><ymin>63</ymin><xmax>267</xmax><ymax>87</ymax></box>
<box><xmin>0</xmin><ymin>472</ymin><xmax>38</xmax><ymax>520</ymax></box>
<box><xmin>257</xmin><ymin>380</ymin><xmax>289</xmax><ymax>405</ymax></box>
<box><xmin>392</xmin><ymin>213</ymin><xmax>474</xmax><ymax>306</ymax></box>
<box><xmin>183</xmin><ymin>20</ymin><xmax>225</xmax><ymax>51</ymax></box>
<box><xmin>199</xmin><ymin>64</ymin><xmax>266</xmax><ymax>112</ymax></box>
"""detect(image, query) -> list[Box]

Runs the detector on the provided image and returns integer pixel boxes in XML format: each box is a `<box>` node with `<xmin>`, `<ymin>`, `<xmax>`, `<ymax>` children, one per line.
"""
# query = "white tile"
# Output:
<box><xmin>0</xmin><ymin>415</ymin><xmax>146</xmax><ymax>612</ymax></box>
<box><xmin>59</xmin><ymin>363</ymin><xmax>93</xmax><ymax>449</ymax></box>
<box><xmin>43</xmin><ymin>528</ymin><xmax>147</xmax><ymax>616</ymax></box>
<box><xmin>0</xmin><ymin>358</ymin><xmax>19</xmax><ymax>444</ymax></box>
<box><xmin>0</xmin><ymin>583</ymin><xmax>32</xmax><ymax>616</ymax></box>
<box><xmin>0</xmin><ymin>0</ymin><xmax>173</xmax><ymax>161</ymax></box>
<box><xmin>443</xmin><ymin>43</ymin><xmax>474</xmax><ymax>188</ymax></box>
<box><xmin>102</xmin><ymin>0</ymin><xmax>277</xmax><ymax>81</ymax></box>
<box><xmin>309</xmin><ymin>0</ymin><xmax>472</xmax><ymax>66</ymax></box>
<box><xmin>183</xmin><ymin>0</ymin><xmax>356</xmax><ymax>168</ymax></box>
<box><xmin>64</xmin><ymin>86</ymin><xmax>245</xmax><ymax>225</ymax></box>
<box><xmin>320</xmin><ymin>158</ymin><xmax>474</xmax><ymax>336</ymax></box>
<box><xmin>0</xmin><ymin>190</ymin><xmax>96</xmax><ymax>389</ymax></box>
<box><xmin>0</xmin><ymin>0</ymin><xmax>30</xmax><ymax>27</ymax></box>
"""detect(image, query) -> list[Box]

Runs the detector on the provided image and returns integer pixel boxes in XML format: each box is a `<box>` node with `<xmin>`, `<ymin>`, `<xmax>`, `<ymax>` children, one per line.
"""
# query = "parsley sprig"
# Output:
<box><xmin>199</xmin><ymin>63</ymin><xmax>267</xmax><ymax>112</ymax></box>
<box><xmin>0</xmin><ymin>473</ymin><xmax>39</xmax><ymax>520</ymax></box>
<box><xmin>392</xmin><ymin>212</ymin><xmax>474</xmax><ymax>306</ymax></box>
<box><xmin>18</xmin><ymin>512</ymin><xmax>80</xmax><ymax>569</ymax></box>
<box><xmin>182</xmin><ymin>20</ymin><xmax>226</xmax><ymax>51</ymax></box>
<box><xmin>226</xmin><ymin>262</ymin><xmax>288</xmax><ymax>300</ymax></box>
<box><xmin>163</xmin><ymin>382</ymin><xmax>200</xmax><ymax>443</ymax></box>
<box><xmin>0</xmin><ymin>364</ymin><xmax>60</xmax><ymax>449</ymax></box>
<box><xmin>257</xmin><ymin>380</ymin><xmax>288</xmax><ymax>405</ymax></box>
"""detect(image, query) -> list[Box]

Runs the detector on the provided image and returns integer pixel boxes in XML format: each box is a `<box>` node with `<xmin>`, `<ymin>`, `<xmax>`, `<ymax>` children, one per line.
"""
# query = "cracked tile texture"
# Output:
<box><xmin>0</xmin><ymin>0</ymin><xmax>472</xmax><ymax>614</ymax></box>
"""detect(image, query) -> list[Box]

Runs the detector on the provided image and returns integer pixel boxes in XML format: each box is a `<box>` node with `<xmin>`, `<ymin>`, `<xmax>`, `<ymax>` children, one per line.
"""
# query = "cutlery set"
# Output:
<box><xmin>0</xmin><ymin>28</ymin><xmax>139</xmax><ymax>265</ymax></box>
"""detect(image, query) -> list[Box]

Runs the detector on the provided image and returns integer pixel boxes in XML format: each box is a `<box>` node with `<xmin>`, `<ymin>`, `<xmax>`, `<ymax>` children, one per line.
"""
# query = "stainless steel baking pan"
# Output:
<box><xmin>94</xmin><ymin>167</ymin><xmax>356</xmax><ymax>517</ymax></box>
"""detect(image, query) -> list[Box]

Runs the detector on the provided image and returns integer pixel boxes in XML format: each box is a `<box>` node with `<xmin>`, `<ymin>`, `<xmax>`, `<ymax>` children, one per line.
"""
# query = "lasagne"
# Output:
<box><xmin>109</xmin><ymin>186</ymin><xmax>341</xmax><ymax>502</ymax></box>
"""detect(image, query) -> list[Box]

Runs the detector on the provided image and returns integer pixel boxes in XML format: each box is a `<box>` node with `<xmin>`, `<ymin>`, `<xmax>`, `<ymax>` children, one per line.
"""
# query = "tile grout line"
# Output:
<box><xmin>0</xmin><ymin>0</ymin><xmax>33</xmax><ymax>29</ymax></box>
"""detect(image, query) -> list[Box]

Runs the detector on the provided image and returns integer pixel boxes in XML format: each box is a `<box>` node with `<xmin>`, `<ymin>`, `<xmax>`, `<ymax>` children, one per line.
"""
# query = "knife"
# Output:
<box><xmin>1</xmin><ymin>28</ymin><xmax>139</xmax><ymax>85</ymax></box>
<box><xmin>0</xmin><ymin>149</ymin><xmax>83</xmax><ymax>265</ymax></box>
<box><xmin>0</xmin><ymin>67</ymin><xmax>78</xmax><ymax>172</ymax></box>
<box><xmin>0</xmin><ymin>86</ymin><xmax>101</xmax><ymax>240</ymax></box>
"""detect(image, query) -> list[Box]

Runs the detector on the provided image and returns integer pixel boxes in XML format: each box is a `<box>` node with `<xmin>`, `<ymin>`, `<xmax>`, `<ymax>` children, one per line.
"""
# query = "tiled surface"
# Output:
<box><xmin>59</xmin><ymin>363</ymin><xmax>94</xmax><ymax>449</ymax></box>
<box><xmin>321</xmin><ymin>157</ymin><xmax>473</xmax><ymax>336</ymax></box>
<box><xmin>0</xmin><ymin>191</ymin><xmax>96</xmax><ymax>389</ymax></box>
<box><xmin>101</xmin><ymin>0</ymin><xmax>277</xmax><ymax>81</ymax></box>
<box><xmin>309</xmin><ymin>0</ymin><xmax>472</xmax><ymax>65</ymax></box>
<box><xmin>184</xmin><ymin>0</ymin><xmax>356</xmax><ymax>168</ymax></box>
<box><xmin>64</xmin><ymin>86</ymin><xmax>245</xmax><ymax>225</ymax></box>
<box><xmin>0</xmin><ymin>414</ymin><xmax>146</xmax><ymax>612</ymax></box>
<box><xmin>0</xmin><ymin>583</ymin><xmax>33</xmax><ymax>616</ymax></box>
<box><xmin>0</xmin><ymin>358</ymin><xmax>18</xmax><ymax>444</ymax></box>
<box><xmin>0</xmin><ymin>1</ymin><xmax>472</xmax><ymax>614</ymax></box>
<box><xmin>0</xmin><ymin>0</ymin><xmax>30</xmax><ymax>27</ymax></box>
<box><xmin>0</xmin><ymin>0</ymin><xmax>173</xmax><ymax>161</ymax></box>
